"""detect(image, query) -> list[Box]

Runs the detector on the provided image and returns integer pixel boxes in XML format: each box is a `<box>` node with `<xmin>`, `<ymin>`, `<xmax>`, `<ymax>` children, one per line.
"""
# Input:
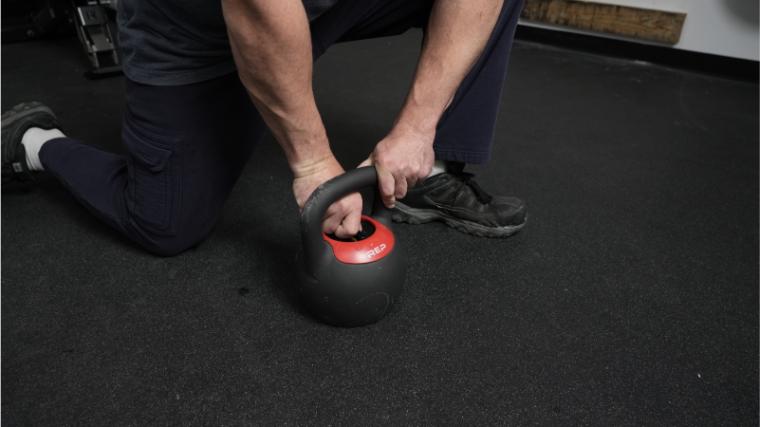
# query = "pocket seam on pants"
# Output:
<box><xmin>124</xmin><ymin>125</ymin><xmax>178</xmax><ymax>236</ymax></box>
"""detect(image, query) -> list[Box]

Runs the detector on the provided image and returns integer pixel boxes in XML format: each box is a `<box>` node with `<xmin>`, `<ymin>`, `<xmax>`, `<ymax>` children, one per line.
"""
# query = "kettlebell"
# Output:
<box><xmin>298</xmin><ymin>166</ymin><xmax>406</xmax><ymax>327</ymax></box>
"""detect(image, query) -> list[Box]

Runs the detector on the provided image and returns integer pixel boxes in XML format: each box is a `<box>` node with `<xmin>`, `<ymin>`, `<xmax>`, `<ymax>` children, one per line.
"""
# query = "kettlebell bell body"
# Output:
<box><xmin>299</xmin><ymin>167</ymin><xmax>406</xmax><ymax>327</ymax></box>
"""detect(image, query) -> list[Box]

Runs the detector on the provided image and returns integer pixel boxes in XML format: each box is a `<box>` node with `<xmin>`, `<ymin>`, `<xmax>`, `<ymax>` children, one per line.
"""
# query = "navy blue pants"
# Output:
<box><xmin>40</xmin><ymin>0</ymin><xmax>523</xmax><ymax>256</ymax></box>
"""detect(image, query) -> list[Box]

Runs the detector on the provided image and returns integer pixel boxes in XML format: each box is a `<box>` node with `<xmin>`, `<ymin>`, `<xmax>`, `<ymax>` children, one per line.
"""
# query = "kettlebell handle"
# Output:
<box><xmin>300</xmin><ymin>166</ymin><xmax>391</xmax><ymax>275</ymax></box>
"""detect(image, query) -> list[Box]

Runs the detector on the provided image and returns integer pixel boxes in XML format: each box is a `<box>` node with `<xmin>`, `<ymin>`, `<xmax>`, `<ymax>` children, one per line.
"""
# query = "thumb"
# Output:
<box><xmin>357</xmin><ymin>157</ymin><xmax>372</xmax><ymax>169</ymax></box>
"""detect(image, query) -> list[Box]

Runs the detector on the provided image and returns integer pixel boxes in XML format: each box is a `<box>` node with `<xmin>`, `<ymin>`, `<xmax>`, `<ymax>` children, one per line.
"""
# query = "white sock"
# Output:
<box><xmin>428</xmin><ymin>160</ymin><xmax>447</xmax><ymax>177</ymax></box>
<box><xmin>21</xmin><ymin>127</ymin><xmax>65</xmax><ymax>171</ymax></box>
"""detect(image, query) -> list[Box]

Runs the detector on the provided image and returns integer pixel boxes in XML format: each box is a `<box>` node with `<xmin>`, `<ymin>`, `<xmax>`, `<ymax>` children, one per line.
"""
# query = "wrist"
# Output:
<box><xmin>390</xmin><ymin>115</ymin><xmax>438</xmax><ymax>141</ymax></box>
<box><xmin>290</xmin><ymin>146</ymin><xmax>337</xmax><ymax>178</ymax></box>
<box><xmin>278</xmin><ymin>125</ymin><xmax>333</xmax><ymax>177</ymax></box>
<box><xmin>393</xmin><ymin>105</ymin><xmax>441</xmax><ymax>138</ymax></box>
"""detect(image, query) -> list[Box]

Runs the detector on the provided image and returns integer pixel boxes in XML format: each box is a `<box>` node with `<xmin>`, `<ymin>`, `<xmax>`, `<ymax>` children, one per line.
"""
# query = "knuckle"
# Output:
<box><xmin>374</xmin><ymin>152</ymin><xmax>389</xmax><ymax>165</ymax></box>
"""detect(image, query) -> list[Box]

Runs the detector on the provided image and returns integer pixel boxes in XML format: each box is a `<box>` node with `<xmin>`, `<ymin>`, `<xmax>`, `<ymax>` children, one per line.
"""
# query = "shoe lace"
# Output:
<box><xmin>452</xmin><ymin>170</ymin><xmax>493</xmax><ymax>205</ymax></box>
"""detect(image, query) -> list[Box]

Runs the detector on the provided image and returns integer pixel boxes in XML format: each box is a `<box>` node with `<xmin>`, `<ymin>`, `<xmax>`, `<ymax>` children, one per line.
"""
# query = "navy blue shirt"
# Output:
<box><xmin>117</xmin><ymin>0</ymin><xmax>338</xmax><ymax>86</ymax></box>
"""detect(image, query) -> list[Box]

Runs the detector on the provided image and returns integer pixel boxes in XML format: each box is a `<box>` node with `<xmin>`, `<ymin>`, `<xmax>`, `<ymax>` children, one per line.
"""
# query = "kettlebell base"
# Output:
<box><xmin>297</xmin><ymin>262</ymin><xmax>398</xmax><ymax>328</ymax></box>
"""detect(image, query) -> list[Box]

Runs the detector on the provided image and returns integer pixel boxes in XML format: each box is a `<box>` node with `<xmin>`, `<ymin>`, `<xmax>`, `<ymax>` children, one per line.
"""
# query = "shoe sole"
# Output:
<box><xmin>1</xmin><ymin>102</ymin><xmax>56</xmax><ymax>128</ymax></box>
<box><xmin>392</xmin><ymin>202</ymin><xmax>526</xmax><ymax>238</ymax></box>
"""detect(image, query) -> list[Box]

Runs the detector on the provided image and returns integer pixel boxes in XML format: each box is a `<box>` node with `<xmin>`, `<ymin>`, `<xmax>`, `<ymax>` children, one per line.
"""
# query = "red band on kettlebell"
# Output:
<box><xmin>323</xmin><ymin>215</ymin><xmax>395</xmax><ymax>264</ymax></box>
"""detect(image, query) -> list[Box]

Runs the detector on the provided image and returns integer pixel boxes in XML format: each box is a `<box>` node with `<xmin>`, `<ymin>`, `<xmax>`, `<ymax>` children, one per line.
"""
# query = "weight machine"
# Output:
<box><xmin>1</xmin><ymin>0</ymin><xmax>121</xmax><ymax>78</ymax></box>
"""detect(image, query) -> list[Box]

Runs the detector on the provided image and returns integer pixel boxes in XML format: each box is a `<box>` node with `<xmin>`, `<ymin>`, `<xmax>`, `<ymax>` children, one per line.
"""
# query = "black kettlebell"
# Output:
<box><xmin>298</xmin><ymin>166</ymin><xmax>406</xmax><ymax>327</ymax></box>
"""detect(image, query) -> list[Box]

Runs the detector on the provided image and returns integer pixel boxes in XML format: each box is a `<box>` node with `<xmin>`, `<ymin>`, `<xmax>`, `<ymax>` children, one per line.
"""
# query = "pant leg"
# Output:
<box><xmin>311</xmin><ymin>0</ymin><xmax>524</xmax><ymax>165</ymax></box>
<box><xmin>433</xmin><ymin>0</ymin><xmax>525</xmax><ymax>164</ymax></box>
<box><xmin>40</xmin><ymin>73</ymin><xmax>264</xmax><ymax>256</ymax></box>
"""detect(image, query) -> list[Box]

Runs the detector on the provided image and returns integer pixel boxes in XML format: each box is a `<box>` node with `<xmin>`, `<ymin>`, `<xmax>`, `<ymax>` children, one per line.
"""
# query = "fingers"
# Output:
<box><xmin>359</xmin><ymin>150</ymin><xmax>433</xmax><ymax>207</ymax></box>
<box><xmin>321</xmin><ymin>193</ymin><xmax>363</xmax><ymax>238</ymax></box>
<box><xmin>420</xmin><ymin>150</ymin><xmax>434</xmax><ymax>181</ymax></box>
<box><xmin>376</xmin><ymin>164</ymin><xmax>397</xmax><ymax>208</ymax></box>
<box><xmin>360</xmin><ymin>157</ymin><xmax>402</xmax><ymax>207</ymax></box>
<box><xmin>394</xmin><ymin>173</ymin><xmax>408</xmax><ymax>200</ymax></box>
<box><xmin>321</xmin><ymin>210</ymin><xmax>342</xmax><ymax>235</ymax></box>
<box><xmin>334</xmin><ymin>206</ymin><xmax>362</xmax><ymax>239</ymax></box>
<box><xmin>405</xmin><ymin>169</ymin><xmax>419</xmax><ymax>189</ymax></box>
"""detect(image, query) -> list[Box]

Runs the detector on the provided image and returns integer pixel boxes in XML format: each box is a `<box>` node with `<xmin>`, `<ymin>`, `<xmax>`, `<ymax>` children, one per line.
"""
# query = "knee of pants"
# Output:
<box><xmin>124</xmin><ymin>156</ymin><xmax>219</xmax><ymax>256</ymax></box>
<box><xmin>125</xmin><ymin>197</ymin><xmax>214</xmax><ymax>256</ymax></box>
<box><xmin>125</xmin><ymin>200</ymin><xmax>216</xmax><ymax>257</ymax></box>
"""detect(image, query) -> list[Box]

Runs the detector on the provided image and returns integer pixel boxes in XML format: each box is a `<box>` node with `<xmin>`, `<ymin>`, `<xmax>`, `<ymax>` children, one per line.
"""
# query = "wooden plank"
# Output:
<box><xmin>521</xmin><ymin>0</ymin><xmax>686</xmax><ymax>45</ymax></box>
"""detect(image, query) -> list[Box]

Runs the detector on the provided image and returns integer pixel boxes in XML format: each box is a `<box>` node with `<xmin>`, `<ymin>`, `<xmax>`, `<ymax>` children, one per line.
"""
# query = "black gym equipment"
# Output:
<box><xmin>298</xmin><ymin>166</ymin><xmax>406</xmax><ymax>327</ymax></box>
<box><xmin>1</xmin><ymin>0</ymin><xmax>121</xmax><ymax>78</ymax></box>
<box><xmin>71</xmin><ymin>0</ymin><xmax>121</xmax><ymax>77</ymax></box>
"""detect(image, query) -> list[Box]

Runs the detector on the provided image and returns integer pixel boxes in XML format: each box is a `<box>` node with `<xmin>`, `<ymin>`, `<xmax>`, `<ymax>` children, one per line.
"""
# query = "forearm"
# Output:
<box><xmin>394</xmin><ymin>0</ymin><xmax>504</xmax><ymax>135</ymax></box>
<box><xmin>222</xmin><ymin>0</ymin><xmax>332</xmax><ymax>176</ymax></box>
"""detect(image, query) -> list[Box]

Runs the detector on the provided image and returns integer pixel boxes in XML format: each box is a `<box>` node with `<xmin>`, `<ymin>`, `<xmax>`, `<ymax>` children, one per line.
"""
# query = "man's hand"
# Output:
<box><xmin>223</xmin><ymin>0</ymin><xmax>362</xmax><ymax>237</ymax></box>
<box><xmin>358</xmin><ymin>0</ymin><xmax>504</xmax><ymax>208</ymax></box>
<box><xmin>360</xmin><ymin>124</ymin><xmax>436</xmax><ymax>208</ymax></box>
<box><xmin>293</xmin><ymin>156</ymin><xmax>363</xmax><ymax>238</ymax></box>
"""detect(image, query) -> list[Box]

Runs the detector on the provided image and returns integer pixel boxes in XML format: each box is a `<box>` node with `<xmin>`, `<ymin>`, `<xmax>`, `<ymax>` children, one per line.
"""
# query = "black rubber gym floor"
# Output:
<box><xmin>2</xmin><ymin>32</ymin><xmax>758</xmax><ymax>425</ymax></box>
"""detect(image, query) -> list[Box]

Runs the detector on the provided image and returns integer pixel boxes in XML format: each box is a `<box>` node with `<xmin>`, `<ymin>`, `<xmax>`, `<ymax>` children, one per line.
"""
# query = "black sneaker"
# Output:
<box><xmin>393</xmin><ymin>163</ymin><xmax>526</xmax><ymax>238</ymax></box>
<box><xmin>2</xmin><ymin>101</ymin><xmax>60</xmax><ymax>188</ymax></box>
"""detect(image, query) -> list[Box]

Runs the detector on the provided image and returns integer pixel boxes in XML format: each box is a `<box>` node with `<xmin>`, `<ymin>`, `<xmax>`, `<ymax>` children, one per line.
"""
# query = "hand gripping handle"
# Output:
<box><xmin>300</xmin><ymin>166</ymin><xmax>391</xmax><ymax>275</ymax></box>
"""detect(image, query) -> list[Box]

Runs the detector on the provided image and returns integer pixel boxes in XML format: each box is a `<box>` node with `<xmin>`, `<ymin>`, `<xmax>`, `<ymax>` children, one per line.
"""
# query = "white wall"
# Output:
<box><xmin>521</xmin><ymin>0</ymin><xmax>760</xmax><ymax>61</ymax></box>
